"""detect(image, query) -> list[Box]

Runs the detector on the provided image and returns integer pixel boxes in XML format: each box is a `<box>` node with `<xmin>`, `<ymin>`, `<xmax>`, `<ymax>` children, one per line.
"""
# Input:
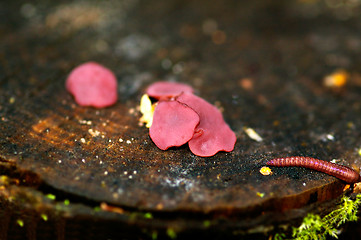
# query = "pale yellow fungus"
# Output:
<box><xmin>139</xmin><ymin>94</ymin><xmax>156</xmax><ymax>128</ymax></box>
<box><xmin>243</xmin><ymin>127</ymin><xmax>263</xmax><ymax>142</ymax></box>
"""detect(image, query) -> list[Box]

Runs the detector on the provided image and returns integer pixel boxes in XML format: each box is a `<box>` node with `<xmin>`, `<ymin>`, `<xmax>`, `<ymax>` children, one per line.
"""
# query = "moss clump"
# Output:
<box><xmin>166</xmin><ymin>228</ymin><xmax>177</xmax><ymax>239</ymax></box>
<box><xmin>275</xmin><ymin>194</ymin><xmax>361</xmax><ymax>240</ymax></box>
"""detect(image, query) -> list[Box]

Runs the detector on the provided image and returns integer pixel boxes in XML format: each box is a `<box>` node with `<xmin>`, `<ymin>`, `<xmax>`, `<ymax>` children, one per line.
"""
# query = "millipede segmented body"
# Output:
<box><xmin>266</xmin><ymin>156</ymin><xmax>361</xmax><ymax>184</ymax></box>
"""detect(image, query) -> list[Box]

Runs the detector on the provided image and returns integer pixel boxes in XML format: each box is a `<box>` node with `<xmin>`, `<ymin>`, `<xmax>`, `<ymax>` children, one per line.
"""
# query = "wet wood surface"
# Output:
<box><xmin>1</xmin><ymin>0</ymin><xmax>361</xmax><ymax>239</ymax></box>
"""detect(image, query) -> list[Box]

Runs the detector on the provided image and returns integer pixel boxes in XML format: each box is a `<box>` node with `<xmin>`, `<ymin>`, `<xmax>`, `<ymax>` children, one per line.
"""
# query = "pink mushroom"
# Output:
<box><xmin>146</xmin><ymin>81</ymin><xmax>193</xmax><ymax>100</ymax></box>
<box><xmin>177</xmin><ymin>93</ymin><xmax>236</xmax><ymax>157</ymax></box>
<box><xmin>150</xmin><ymin>101</ymin><xmax>200</xmax><ymax>150</ymax></box>
<box><xmin>144</xmin><ymin>81</ymin><xmax>236</xmax><ymax>157</ymax></box>
<box><xmin>66</xmin><ymin>62</ymin><xmax>118</xmax><ymax>108</ymax></box>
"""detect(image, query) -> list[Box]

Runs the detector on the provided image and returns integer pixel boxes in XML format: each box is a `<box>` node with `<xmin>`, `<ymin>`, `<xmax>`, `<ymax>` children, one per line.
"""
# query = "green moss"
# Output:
<box><xmin>144</xmin><ymin>212</ymin><xmax>153</xmax><ymax>219</ymax></box>
<box><xmin>273</xmin><ymin>195</ymin><xmax>361</xmax><ymax>240</ymax></box>
<box><xmin>93</xmin><ymin>206</ymin><xmax>101</xmax><ymax>212</ymax></box>
<box><xmin>17</xmin><ymin>219</ymin><xmax>24</xmax><ymax>227</ymax></box>
<box><xmin>274</xmin><ymin>233</ymin><xmax>286</xmax><ymax>240</ymax></box>
<box><xmin>152</xmin><ymin>231</ymin><xmax>158</xmax><ymax>240</ymax></box>
<box><xmin>41</xmin><ymin>214</ymin><xmax>48</xmax><ymax>221</ymax></box>
<box><xmin>0</xmin><ymin>175</ymin><xmax>10</xmax><ymax>185</ymax></box>
<box><xmin>166</xmin><ymin>228</ymin><xmax>177</xmax><ymax>239</ymax></box>
<box><xmin>46</xmin><ymin>194</ymin><xmax>56</xmax><ymax>200</ymax></box>
<box><xmin>203</xmin><ymin>220</ymin><xmax>211</xmax><ymax>228</ymax></box>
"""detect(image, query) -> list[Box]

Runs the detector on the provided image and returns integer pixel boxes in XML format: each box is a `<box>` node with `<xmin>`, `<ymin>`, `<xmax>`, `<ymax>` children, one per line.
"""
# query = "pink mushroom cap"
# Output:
<box><xmin>150</xmin><ymin>100</ymin><xmax>200</xmax><ymax>150</ymax></box>
<box><xmin>177</xmin><ymin>93</ymin><xmax>236</xmax><ymax>157</ymax></box>
<box><xmin>66</xmin><ymin>62</ymin><xmax>118</xmax><ymax>108</ymax></box>
<box><xmin>146</xmin><ymin>81</ymin><xmax>193</xmax><ymax>100</ymax></box>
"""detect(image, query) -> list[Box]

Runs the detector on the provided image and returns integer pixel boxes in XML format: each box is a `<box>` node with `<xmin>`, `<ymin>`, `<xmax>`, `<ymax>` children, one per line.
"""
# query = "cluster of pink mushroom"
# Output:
<box><xmin>145</xmin><ymin>81</ymin><xmax>236</xmax><ymax>157</ymax></box>
<box><xmin>65</xmin><ymin>62</ymin><xmax>236</xmax><ymax>157</ymax></box>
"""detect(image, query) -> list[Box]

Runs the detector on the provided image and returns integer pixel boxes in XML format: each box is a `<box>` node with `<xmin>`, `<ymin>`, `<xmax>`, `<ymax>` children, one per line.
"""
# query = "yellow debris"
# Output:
<box><xmin>100</xmin><ymin>202</ymin><xmax>124</xmax><ymax>214</ymax></box>
<box><xmin>323</xmin><ymin>70</ymin><xmax>348</xmax><ymax>88</ymax></box>
<box><xmin>256</xmin><ymin>192</ymin><xmax>265</xmax><ymax>198</ymax></box>
<box><xmin>260</xmin><ymin>166</ymin><xmax>272</xmax><ymax>176</ymax></box>
<box><xmin>343</xmin><ymin>184</ymin><xmax>350</xmax><ymax>192</ymax></box>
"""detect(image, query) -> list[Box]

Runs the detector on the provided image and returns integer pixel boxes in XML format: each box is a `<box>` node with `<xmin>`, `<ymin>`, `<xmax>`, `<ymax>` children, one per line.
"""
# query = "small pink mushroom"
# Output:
<box><xmin>150</xmin><ymin>101</ymin><xmax>200</xmax><ymax>150</ymax></box>
<box><xmin>144</xmin><ymin>81</ymin><xmax>236</xmax><ymax>157</ymax></box>
<box><xmin>66</xmin><ymin>62</ymin><xmax>118</xmax><ymax>108</ymax></box>
<box><xmin>146</xmin><ymin>81</ymin><xmax>193</xmax><ymax>100</ymax></box>
<box><xmin>177</xmin><ymin>93</ymin><xmax>236</xmax><ymax>157</ymax></box>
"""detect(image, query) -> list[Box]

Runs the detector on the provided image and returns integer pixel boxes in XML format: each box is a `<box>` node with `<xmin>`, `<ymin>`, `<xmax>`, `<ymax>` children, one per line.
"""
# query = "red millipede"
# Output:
<box><xmin>266</xmin><ymin>156</ymin><xmax>361</xmax><ymax>184</ymax></box>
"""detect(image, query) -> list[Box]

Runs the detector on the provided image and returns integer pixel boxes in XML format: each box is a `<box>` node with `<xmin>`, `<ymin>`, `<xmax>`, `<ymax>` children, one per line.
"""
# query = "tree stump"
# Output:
<box><xmin>1</xmin><ymin>0</ymin><xmax>361</xmax><ymax>239</ymax></box>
